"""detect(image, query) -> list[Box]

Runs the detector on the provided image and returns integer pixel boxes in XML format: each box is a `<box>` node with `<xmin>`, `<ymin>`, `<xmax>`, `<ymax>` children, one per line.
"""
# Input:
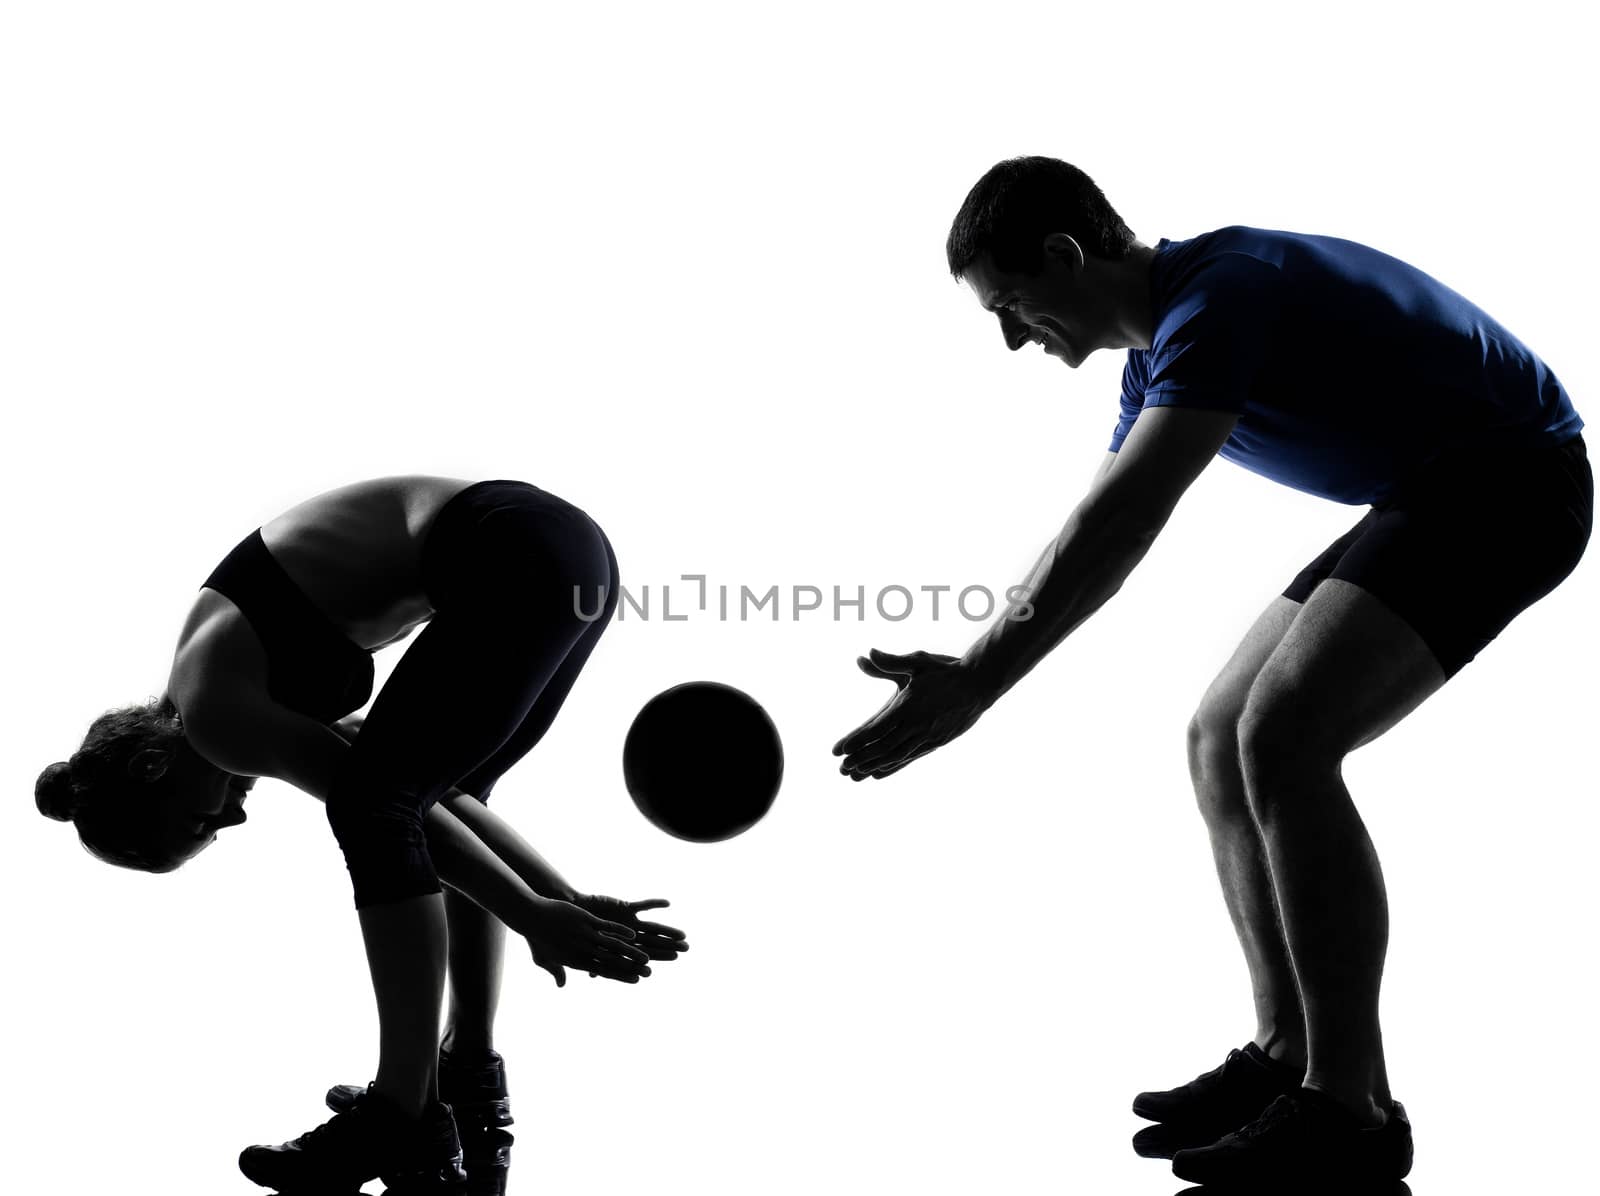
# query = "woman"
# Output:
<box><xmin>36</xmin><ymin>476</ymin><xmax>688</xmax><ymax>1194</ymax></box>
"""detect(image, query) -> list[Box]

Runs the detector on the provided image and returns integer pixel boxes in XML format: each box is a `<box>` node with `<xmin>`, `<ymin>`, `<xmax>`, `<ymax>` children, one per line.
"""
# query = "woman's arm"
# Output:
<box><xmin>424</xmin><ymin>801</ymin><xmax>567</xmax><ymax>927</ymax></box>
<box><xmin>435</xmin><ymin>791</ymin><xmax>580</xmax><ymax>903</ymax></box>
<box><xmin>185</xmin><ymin>690</ymin><xmax>648</xmax><ymax>984</ymax></box>
<box><xmin>330</xmin><ymin>714</ymin><xmax>581</xmax><ymax>903</ymax></box>
<box><xmin>185</xmin><ymin>697</ymin><xmax>561</xmax><ymax>935</ymax></box>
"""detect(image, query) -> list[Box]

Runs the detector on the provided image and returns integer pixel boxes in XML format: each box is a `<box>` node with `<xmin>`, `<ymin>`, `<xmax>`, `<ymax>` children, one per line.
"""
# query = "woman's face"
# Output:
<box><xmin>158</xmin><ymin>741</ymin><xmax>253</xmax><ymax>863</ymax></box>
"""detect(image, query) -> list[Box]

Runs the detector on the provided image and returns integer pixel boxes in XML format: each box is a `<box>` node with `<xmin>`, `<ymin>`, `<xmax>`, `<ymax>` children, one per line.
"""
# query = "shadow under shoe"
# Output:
<box><xmin>1135</xmin><ymin>1119</ymin><xmax>1236</xmax><ymax>1160</ymax></box>
<box><xmin>1170</xmin><ymin>1091</ymin><xmax>1414</xmax><ymax>1187</ymax></box>
<box><xmin>1175</xmin><ymin>1183</ymin><xmax>1412</xmax><ymax>1196</ymax></box>
<box><xmin>240</xmin><ymin>1084</ymin><xmax>466</xmax><ymax>1194</ymax></box>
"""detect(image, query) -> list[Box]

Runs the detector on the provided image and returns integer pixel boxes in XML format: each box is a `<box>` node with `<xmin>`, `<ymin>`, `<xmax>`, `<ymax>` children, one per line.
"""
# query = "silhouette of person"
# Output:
<box><xmin>36</xmin><ymin>475</ymin><xmax>688</xmax><ymax>1193</ymax></box>
<box><xmin>833</xmin><ymin>157</ymin><xmax>1591</xmax><ymax>1188</ymax></box>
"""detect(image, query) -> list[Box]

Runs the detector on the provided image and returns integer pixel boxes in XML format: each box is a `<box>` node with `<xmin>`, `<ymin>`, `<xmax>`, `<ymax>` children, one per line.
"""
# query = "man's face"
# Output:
<box><xmin>961</xmin><ymin>241</ymin><xmax>1104</xmax><ymax>369</ymax></box>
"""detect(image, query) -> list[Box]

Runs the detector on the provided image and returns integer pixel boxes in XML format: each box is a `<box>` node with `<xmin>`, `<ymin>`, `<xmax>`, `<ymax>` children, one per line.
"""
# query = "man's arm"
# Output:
<box><xmin>1094</xmin><ymin>449</ymin><xmax>1119</xmax><ymax>485</ymax></box>
<box><xmin>962</xmin><ymin>407</ymin><xmax>1238</xmax><ymax>699</ymax></box>
<box><xmin>834</xmin><ymin>409</ymin><xmax>1239</xmax><ymax>780</ymax></box>
<box><xmin>1008</xmin><ymin>451</ymin><xmax>1122</xmax><ymax>602</ymax></box>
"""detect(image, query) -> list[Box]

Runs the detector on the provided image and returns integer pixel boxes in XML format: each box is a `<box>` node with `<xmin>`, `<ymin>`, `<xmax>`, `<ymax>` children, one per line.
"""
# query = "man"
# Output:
<box><xmin>832</xmin><ymin>156</ymin><xmax>1591</xmax><ymax>1188</ymax></box>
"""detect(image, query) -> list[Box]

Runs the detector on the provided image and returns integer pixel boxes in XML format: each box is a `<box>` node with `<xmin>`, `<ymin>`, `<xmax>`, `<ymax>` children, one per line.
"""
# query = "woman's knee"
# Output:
<box><xmin>325</xmin><ymin>769</ymin><xmax>440</xmax><ymax>908</ymax></box>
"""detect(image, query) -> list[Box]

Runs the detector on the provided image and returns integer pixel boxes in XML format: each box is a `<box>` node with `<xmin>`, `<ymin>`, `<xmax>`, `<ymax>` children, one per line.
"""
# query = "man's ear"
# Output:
<box><xmin>1041</xmin><ymin>232</ymin><xmax>1086</xmax><ymax>272</ymax></box>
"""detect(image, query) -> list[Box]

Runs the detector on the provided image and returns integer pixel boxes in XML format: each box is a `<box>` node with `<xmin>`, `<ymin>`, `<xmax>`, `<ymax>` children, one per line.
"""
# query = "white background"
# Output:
<box><xmin>3</xmin><ymin>3</ymin><xmax>1594</xmax><ymax>1193</ymax></box>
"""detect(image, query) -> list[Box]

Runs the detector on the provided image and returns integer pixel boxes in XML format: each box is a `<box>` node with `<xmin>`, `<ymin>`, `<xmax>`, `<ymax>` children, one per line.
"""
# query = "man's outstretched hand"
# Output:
<box><xmin>832</xmin><ymin>649</ymin><xmax>993</xmax><ymax>780</ymax></box>
<box><xmin>571</xmin><ymin>895</ymin><xmax>689</xmax><ymax>971</ymax></box>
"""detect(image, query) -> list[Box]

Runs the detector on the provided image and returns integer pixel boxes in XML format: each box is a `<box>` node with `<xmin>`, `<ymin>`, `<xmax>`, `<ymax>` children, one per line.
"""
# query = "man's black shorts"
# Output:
<box><xmin>1283</xmin><ymin>434</ymin><xmax>1592</xmax><ymax>677</ymax></box>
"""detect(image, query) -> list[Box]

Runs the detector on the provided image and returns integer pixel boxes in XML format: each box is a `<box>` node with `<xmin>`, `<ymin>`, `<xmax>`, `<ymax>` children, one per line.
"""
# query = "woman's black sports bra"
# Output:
<box><xmin>201</xmin><ymin>530</ymin><xmax>375</xmax><ymax>724</ymax></box>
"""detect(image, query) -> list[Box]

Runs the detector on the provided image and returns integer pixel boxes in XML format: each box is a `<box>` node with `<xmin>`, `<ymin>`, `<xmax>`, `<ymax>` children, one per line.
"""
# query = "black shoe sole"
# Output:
<box><xmin>378</xmin><ymin>1170</ymin><xmax>468</xmax><ymax>1196</ymax></box>
<box><xmin>241</xmin><ymin>1154</ymin><xmax>468</xmax><ymax>1195</ymax></box>
<box><xmin>238</xmin><ymin>1153</ymin><xmax>369</xmax><ymax>1195</ymax></box>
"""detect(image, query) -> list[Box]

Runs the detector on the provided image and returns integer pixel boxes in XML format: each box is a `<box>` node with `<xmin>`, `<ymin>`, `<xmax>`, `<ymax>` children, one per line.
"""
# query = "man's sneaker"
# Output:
<box><xmin>1134</xmin><ymin>1043</ymin><xmax>1303</xmax><ymax>1123</ymax></box>
<box><xmin>239</xmin><ymin>1084</ymin><xmax>467</xmax><ymax>1193</ymax></box>
<box><xmin>1131</xmin><ymin>1042</ymin><xmax>1301</xmax><ymax>1156</ymax></box>
<box><xmin>327</xmin><ymin>1047</ymin><xmax>514</xmax><ymax>1130</ymax></box>
<box><xmin>1170</xmin><ymin>1089</ymin><xmax>1414</xmax><ymax>1186</ymax></box>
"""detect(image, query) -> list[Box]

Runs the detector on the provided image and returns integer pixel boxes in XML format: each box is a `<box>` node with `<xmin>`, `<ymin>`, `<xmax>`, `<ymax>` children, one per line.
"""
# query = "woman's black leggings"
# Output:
<box><xmin>325</xmin><ymin>481</ymin><xmax>620</xmax><ymax>909</ymax></box>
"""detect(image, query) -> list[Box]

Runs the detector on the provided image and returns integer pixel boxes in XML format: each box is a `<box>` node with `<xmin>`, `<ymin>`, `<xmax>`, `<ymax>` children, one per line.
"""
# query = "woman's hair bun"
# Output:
<box><xmin>35</xmin><ymin>761</ymin><xmax>80</xmax><ymax>821</ymax></box>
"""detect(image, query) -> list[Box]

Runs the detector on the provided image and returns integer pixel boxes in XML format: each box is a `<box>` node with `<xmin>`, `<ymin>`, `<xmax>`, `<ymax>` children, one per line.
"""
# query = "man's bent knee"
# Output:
<box><xmin>1188</xmin><ymin>704</ymin><xmax>1251</xmax><ymax>822</ymax></box>
<box><xmin>1236</xmin><ymin>696</ymin><xmax>1342</xmax><ymax>820</ymax></box>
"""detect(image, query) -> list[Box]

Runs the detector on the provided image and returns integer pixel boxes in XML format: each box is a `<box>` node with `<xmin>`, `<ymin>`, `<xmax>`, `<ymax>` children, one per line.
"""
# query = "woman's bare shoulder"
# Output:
<box><xmin>269</xmin><ymin>475</ymin><xmax>477</xmax><ymax>524</ymax></box>
<box><xmin>167</xmin><ymin>591</ymin><xmax>270</xmax><ymax>716</ymax></box>
<box><xmin>167</xmin><ymin>597</ymin><xmax>336</xmax><ymax>787</ymax></box>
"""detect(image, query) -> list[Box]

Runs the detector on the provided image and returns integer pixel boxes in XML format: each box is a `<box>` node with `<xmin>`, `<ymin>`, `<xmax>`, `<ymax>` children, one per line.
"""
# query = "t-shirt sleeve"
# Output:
<box><xmin>1109</xmin><ymin>352</ymin><xmax>1148</xmax><ymax>451</ymax></box>
<box><xmin>1141</xmin><ymin>255</ymin><xmax>1280</xmax><ymax>416</ymax></box>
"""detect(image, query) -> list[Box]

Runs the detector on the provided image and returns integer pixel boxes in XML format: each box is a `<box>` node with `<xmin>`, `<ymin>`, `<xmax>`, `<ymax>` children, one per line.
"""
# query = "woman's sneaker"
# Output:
<box><xmin>439</xmin><ymin>1047</ymin><xmax>514</xmax><ymax>1130</ymax></box>
<box><xmin>1131</xmin><ymin>1043</ymin><xmax>1303</xmax><ymax>1157</ymax></box>
<box><xmin>239</xmin><ymin>1084</ymin><xmax>467</xmax><ymax>1193</ymax></box>
<box><xmin>327</xmin><ymin>1048</ymin><xmax>513</xmax><ymax>1131</ymax></box>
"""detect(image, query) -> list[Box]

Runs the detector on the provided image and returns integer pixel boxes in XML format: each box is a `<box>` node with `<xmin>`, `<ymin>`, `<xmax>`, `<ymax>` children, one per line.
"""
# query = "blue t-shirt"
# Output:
<box><xmin>1110</xmin><ymin>226</ymin><xmax>1582</xmax><ymax>505</ymax></box>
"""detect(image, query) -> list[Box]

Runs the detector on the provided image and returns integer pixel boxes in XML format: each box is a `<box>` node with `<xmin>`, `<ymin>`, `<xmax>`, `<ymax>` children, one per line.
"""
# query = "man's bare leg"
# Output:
<box><xmin>1239</xmin><ymin>579</ymin><xmax>1446</xmax><ymax>1124</ymax></box>
<box><xmin>1187</xmin><ymin>596</ymin><xmax>1306</xmax><ymax>1070</ymax></box>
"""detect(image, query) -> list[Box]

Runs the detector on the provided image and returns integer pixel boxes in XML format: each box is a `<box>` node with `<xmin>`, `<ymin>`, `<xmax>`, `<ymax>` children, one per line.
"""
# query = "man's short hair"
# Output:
<box><xmin>946</xmin><ymin>156</ymin><xmax>1137</xmax><ymax>278</ymax></box>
